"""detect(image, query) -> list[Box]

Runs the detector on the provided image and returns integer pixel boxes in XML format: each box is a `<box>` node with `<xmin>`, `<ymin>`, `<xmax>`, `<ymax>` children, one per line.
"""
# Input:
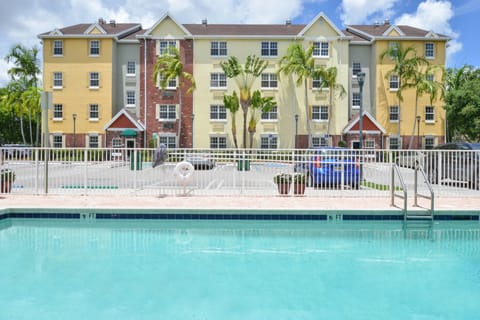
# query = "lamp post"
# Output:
<box><xmin>357</xmin><ymin>72</ymin><xmax>365</xmax><ymax>182</ymax></box>
<box><xmin>191</xmin><ymin>113</ymin><xmax>195</xmax><ymax>148</ymax></box>
<box><xmin>294</xmin><ymin>114</ymin><xmax>299</xmax><ymax>149</ymax></box>
<box><xmin>416</xmin><ymin>115</ymin><xmax>421</xmax><ymax>149</ymax></box>
<box><xmin>72</xmin><ymin>113</ymin><xmax>77</xmax><ymax>148</ymax></box>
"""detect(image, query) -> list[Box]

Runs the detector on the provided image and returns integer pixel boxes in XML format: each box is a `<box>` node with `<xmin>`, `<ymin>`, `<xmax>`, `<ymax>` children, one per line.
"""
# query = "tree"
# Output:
<box><xmin>248</xmin><ymin>90</ymin><xmax>275</xmax><ymax>148</ymax></box>
<box><xmin>317</xmin><ymin>66</ymin><xmax>346</xmax><ymax>138</ymax></box>
<box><xmin>379</xmin><ymin>43</ymin><xmax>428</xmax><ymax>147</ymax></box>
<box><xmin>223</xmin><ymin>91</ymin><xmax>240</xmax><ymax>149</ymax></box>
<box><xmin>220</xmin><ymin>55</ymin><xmax>268</xmax><ymax>148</ymax></box>
<box><xmin>278</xmin><ymin>44</ymin><xmax>327</xmax><ymax>147</ymax></box>
<box><xmin>153</xmin><ymin>46</ymin><xmax>195</xmax><ymax>147</ymax></box>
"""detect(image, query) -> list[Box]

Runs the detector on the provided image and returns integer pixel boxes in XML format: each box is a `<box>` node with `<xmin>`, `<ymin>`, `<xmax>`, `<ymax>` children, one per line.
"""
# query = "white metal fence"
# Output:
<box><xmin>0</xmin><ymin>147</ymin><xmax>479</xmax><ymax>197</ymax></box>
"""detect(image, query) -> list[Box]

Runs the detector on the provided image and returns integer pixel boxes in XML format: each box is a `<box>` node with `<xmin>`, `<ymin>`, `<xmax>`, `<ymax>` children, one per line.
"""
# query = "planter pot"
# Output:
<box><xmin>293</xmin><ymin>183</ymin><xmax>306</xmax><ymax>196</ymax></box>
<box><xmin>276</xmin><ymin>183</ymin><xmax>291</xmax><ymax>195</ymax></box>
<box><xmin>0</xmin><ymin>181</ymin><xmax>13</xmax><ymax>193</ymax></box>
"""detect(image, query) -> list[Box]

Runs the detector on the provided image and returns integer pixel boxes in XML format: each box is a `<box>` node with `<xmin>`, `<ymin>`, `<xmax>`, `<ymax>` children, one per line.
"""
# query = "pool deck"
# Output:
<box><xmin>0</xmin><ymin>194</ymin><xmax>479</xmax><ymax>213</ymax></box>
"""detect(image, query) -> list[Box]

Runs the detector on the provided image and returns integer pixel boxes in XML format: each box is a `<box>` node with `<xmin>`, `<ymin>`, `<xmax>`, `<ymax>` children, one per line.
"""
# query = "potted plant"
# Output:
<box><xmin>273</xmin><ymin>173</ymin><xmax>292</xmax><ymax>195</ymax></box>
<box><xmin>293</xmin><ymin>173</ymin><xmax>306</xmax><ymax>196</ymax></box>
<box><xmin>0</xmin><ymin>169</ymin><xmax>16</xmax><ymax>193</ymax></box>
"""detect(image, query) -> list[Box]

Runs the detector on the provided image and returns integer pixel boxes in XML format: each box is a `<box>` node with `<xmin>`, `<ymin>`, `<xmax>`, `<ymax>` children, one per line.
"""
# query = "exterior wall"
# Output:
<box><xmin>349</xmin><ymin>44</ymin><xmax>372</xmax><ymax>118</ymax></box>
<box><xmin>115</xmin><ymin>42</ymin><xmax>140</xmax><ymax>117</ymax></box>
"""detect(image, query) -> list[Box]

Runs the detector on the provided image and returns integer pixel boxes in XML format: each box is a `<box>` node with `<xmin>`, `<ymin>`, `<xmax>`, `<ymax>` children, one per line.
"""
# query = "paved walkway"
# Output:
<box><xmin>1</xmin><ymin>194</ymin><xmax>479</xmax><ymax>212</ymax></box>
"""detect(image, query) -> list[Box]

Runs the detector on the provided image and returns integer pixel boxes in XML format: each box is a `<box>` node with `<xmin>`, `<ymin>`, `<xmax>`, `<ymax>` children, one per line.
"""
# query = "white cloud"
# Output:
<box><xmin>395</xmin><ymin>0</ymin><xmax>461</xmax><ymax>65</ymax></box>
<box><xmin>0</xmin><ymin>60</ymin><xmax>12</xmax><ymax>86</ymax></box>
<box><xmin>340</xmin><ymin>0</ymin><xmax>400</xmax><ymax>25</ymax></box>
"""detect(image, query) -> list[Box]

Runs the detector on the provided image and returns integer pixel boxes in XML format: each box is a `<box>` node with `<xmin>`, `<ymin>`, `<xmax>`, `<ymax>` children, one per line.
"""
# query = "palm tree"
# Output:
<box><xmin>317</xmin><ymin>66</ymin><xmax>346</xmax><ymax>139</ymax></box>
<box><xmin>248</xmin><ymin>90</ymin><xmax>275</xmax><ymax>148</ymax></box>
<box><xmin>380</xmin><ymin>43</ymin><xmax>428</xmax><ymax>148</ymax></box>
<box><xmin>223</xmin><ymin>91</ymin><xmax>240</xmax><ymax>149</ymax></box>
<box><xmin>153</xmin><ymin>46</ymin><xmax>195</xmax><ymax>147</ymax></box>
<box><xmin>220</xmin><ymin>55</ymin><xmax>268</xmax><ymax>148</ymax></box>
<box><xmin>4</xmin><ymin>80</ymin><xmax>28</xmax><ymax>144</ymax></box>
<box><xmin>278</xmin><ymin>43</ymin><xmax>326</xmax><ymax>148</ymax></box>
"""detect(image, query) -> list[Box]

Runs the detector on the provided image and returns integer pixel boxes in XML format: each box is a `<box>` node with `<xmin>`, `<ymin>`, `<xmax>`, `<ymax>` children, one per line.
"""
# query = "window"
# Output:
<box><xmin>158</xmin><ymin>75</ymin><xmax>177</xmax><ymax>89</ymax></box>
<box><xmin>312</xmin><ymin>105</ymin><xmax>329</xmax><ymax>121</ymax></box>
<box><xmin>261</xmin><ymin>42</ymin><xmax>277</xmax><ymax>57</ymax></box>
<box><xmin>53</xmin><ymin>134</ymin><xmax>63</xmax><ymax>148</ymax></box>
<box><xmin>365</xmin><ymin>140</ymin><xmax>375</xmax><ymax>149</ymax></box>
<box><xmin>261</xmin><ymin>106</ymin><xmax>278</xmax><ymax>120</ymax></box>
<box><xmin>53</xmin><ymin>72</ymin><xmax>63</xmax><ymax>89</ymax></box>
<box><xmin>210</xmin><ymin>41</ymin><xmax>227</xmax><ymax>56</ymax></box>
<box><xmin>426</xmin><ymin>74</ymin><xmax>434</xmax><ymax>82</ymax></box>
<box><xmin>89</xmin><ymin>135</ymin><xmax>99</xmax><ymax>148</ymax></box>
<box><xmin>312</xmin><ymin>136</ymin><xmax>329</xmax><ymax>147</ymax></box>
<box><xmin>352</xmin><ymin>92</ymin><xmax>360</xmax><ymax>109</ymax></box>
<box><xmin>389</xmin><ymin>75</ymin><xmax>399</xmax><ymax>90</ymax></box>
<box><xmin>261</xmin><ymin>73</ymin><xmax>277</xmax><ymax>89</ymax></box>
<box><xmin>312</xmin><ymin>75</ymin><xmax>323</xmax><ymax>89</ymax></box>
<box><xmin>313</xmin><ymin>42</ymin><xmax>329</xmax><ymax>57</ymax></box>
<box><xmin>53</xmin><ymin>40</ymin><xmax>63</xmax><ymax>56</ymax></box>
<box><xmin>424</xmin><ymin>136</ymin><xmax>435</xmax><ymax>149</ymax></box>
<box><xmin>425</xmin><ymin>43</ymin><xmax>434</xmax><ymax>59</ymax></box>
<box><xmin>159</xmin><ymin>135</ymin><xmax>177</xmax><ymax>148</ymax></box>
<box><xmin>158</xmin><ymin>104</ymin><xmax>177</xmax><ymax>120</ymax></box>
<box><xmin>389</xmin><ymin>42</ymin><xmax>399</xmax><ymax>59</ymax></box>
<box><xmin>210</xmin><ymin>136</ymin><xmax>227</xmax><ymax>149</ymax></box>
<box><xmin>425</xmin><ymin>106</ymin><xmax>435</xmax><ymax>122</ymax></box>
<box><xmin>53</xmin><ymin>104</ymin><xmax>63</xmax><ymax>119</ymax></box>
<box><xmin>127</xmin><ymin>61</ymin><xmax>136</xmax><ymax>75</ymax></box>
<box><xmin>260</xmin><ymin>135</ymin><xmax>278</xmax><ymax>149</ymax></box>
<box><xmin>389</xmin><ymin>106</ymin><xmax>399</xmax><ymax>122</ymax></box>
<box><xmin>210</xmin><ymin>73</ymin><xmax>227</xmax><ymax>89</ymax></box>
<box><xmin>389</xmin><ymin>136</ymin><xmax>400</xmax><ymax>150</ymax></box>
<box><xmin>158</xmin><ymin>40</ymin><xmax>176</xmax><ymax>55</ymax></box>
<box><xmin>210</xmin><ymin>105</ymin><xmax>227</xmax><ymax>121</ymax></box>
<box><xmin>89</xmin><ymin>104</ymin><xmax>99</xmax><ymax>120</ymax></box>
<box><xmin>112</xmin><ymin>137</ymin><xmax>122</xmax><ymax>148</ymax></box>
<box><xmin>90</xmin><ymin>40</ymin><xmax>100</xmax><ymax>56</ymax></box>
<box><xmin>352</xmin><ymin>62</ymin><xmax>361</xmax><ymax>76</ymax></box>
<box><xmin>126</xmin><ymin>91</ymin><xmax>136</xmax><ymax>107</ymax></box>
<box><xmin>89</xmin><ymin>72</ymin><xmax>99</xmax><ymax>88</ymax></box>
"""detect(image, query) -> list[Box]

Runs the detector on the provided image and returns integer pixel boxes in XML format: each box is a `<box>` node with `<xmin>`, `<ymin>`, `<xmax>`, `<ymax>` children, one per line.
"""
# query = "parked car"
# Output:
<box><xmin>185</xmin><ymin>153</ymin><xmax>215</xmax><ymax>170</ymax></box>
<box><xmin>395</xmin><ymin>150</ymin><xmax>425</xmax><ymax>169</ymax></box>
<box><xmin>3</xmin><ymin>144</ymin><xmax>32</xmax><ymax>158</ymax></box>
<box><xmin>294</xmin><ymin>147</ymin><xmax>360</xmax><ymax>189</ymax></box>
<box><xmin>425</xmin><ymin>142</ymin><xmax>480</xmax><ymax>189</ymax></box>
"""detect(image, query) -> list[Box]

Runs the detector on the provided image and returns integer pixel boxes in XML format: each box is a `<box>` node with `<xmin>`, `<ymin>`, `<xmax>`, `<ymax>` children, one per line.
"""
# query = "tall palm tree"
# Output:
<box><xmin>153</xmin><ymin>46</ymin><xmax>195</xmax><ymax>147</ymax></box>
<box><xmin>248</xmin><ymin>90</ymin><xmax>275</xmax><ymax>148</ymax></box>
<box><xmin>223</xmin><ymin>91</ymin><xmax>240</xmax><ymax>149</ymax></box>
<box><xmin>317</xmin><ymin>66</ymin><xmax>346</xmax><ymax>139</ymax></box>
<box><xmin>4</xmin><ymin>80</ymin><xmax>28</xmax><ymax>144</ymax></box>
<box><xmin>278</xmin><ymin>43</ymin><xmax>325</xmax><ymax>148</ymax></box>
<box><xmin>220</xmin><ymin>55</ymin><xmax>268</xmax><ymax>148</ymax></box>
<box><xmin>380</xmin><ymin>43</ymin><xmax>427</xmax><ymax>148</ymax></box>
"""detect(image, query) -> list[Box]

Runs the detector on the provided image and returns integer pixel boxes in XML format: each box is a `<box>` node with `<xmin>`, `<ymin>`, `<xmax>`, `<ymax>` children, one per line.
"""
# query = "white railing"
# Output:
<box><xmin>1</xmin><ymin>147</ymin><xmax>479</xmax><ymax>197</ymax></box>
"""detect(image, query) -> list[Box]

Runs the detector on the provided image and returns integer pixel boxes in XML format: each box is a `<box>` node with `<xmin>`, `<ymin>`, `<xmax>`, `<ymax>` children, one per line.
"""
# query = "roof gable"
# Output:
<box><xmin>299</xmin><ymin>12</ymin><xmax>345</xmax><ymax>38</ymax></box>
<box><xmin>104</xmin><ymin>109</ymin><xmax>145</xmax><ymax>131</ymax></box>
<box><xmin>343</xmin><ymin>111</ymin><xmax>386</xmax><ymax>134</ymax></box>
<box><xmin>143</xmin><ymin>12</ymin><xmax>192</xmax><ymax>38</ymax></box>
<box><xmin>383</xmin><ymin>25</ymin><xmax>405</xmax><ymax>37</ymax></box>
<box><xmin>85</xmin><ymin>23</ymin><xmax>107</xmax><ymax>35</ymax></box>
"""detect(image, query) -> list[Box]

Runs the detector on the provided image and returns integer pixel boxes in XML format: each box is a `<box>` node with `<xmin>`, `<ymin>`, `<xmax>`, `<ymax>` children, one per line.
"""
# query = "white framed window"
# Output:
<box><xmin>389</xmin><ymin>41</ymin><xmax>399</xmax><ymax>59</ymax></box>
<box><xmin>389</xmin><ymin>106</ymin><xmax>399</xmax><ymax>122</ymax></box>
<box><xmin>89</xmin><ymin>135</ymin><xmax>99</xmax><ymax>148</ymax></box>
<box><xmin>426</xmin><ymin>74</ymin><xmax>434</xmax><ymax>82</ymax></box>
<box><xmin>53</xmin><ymin>104</ymin><xmax>63</xmax><ymax>120</ymax></box>
<box><xmin>210</xmin><ymin>41</ymin><xmax>227</xmax><ymax>56</ymax></box>
<box><xmin>389</xmin><ymin>75</ymin><xmax>399</xmax><ymax>90</ymax></box>
<box><xmin>389</xmin><ymin>136</ymin><xmax>400</xmax><ymax>150</ymax></box>
<box><xmin>312</xmin><ymin>105</ymin><xmax>329</xmax><ymax>121</ymax></box>
<box><xmin>53</xmin><ymin>40</ymin><xmax>63</xmax><ymax>56</ymax></box>
<box><xmin>159</xmin><ymin>135</ymin><xmax>177</xmax><ymax>148</ymax></box>
<box><xmin>352</xmin><ymin>92</ymin><xmax>360</xmax><ymax>109</ymax></box>
<box><xmin>312</xmin><ymin>75</ymin><xmax>323</xmax><ymax>89</ymax></box>
<box><xmin>261</xmin><ymin>106</ymin><xmax>278</xmax><ymax>121</ymax></box>
<box><xmin>260</xmin><ymin>135</ymin><xmax>278</xmax><ymax>149</ymax></box>
<box><xmin>158</xmin><ymin>104</ymin><xmax>177</xmax><ymax>121</ymax></box>
<box><xmin>89</xmin><ymin>40</ymin><xmax>100</xmax><ymax>56</ymax></box>
<box><xmin>261</xmin><ymin>41</ymin><xmax>277</xmax><ymax>57</ymax></box>
<box><xmin>158</xmin><ymin>75</ymin><xmax>177</xmax><ymax>89</ymax></box>
<box><xmin>126</xmin><ymin>91</ymin><xmax>136</xmax><ymax>107</ymax></box>
<box><xmin>112</xmin><ymin>137</ymin><xmax>122</xmax><ymax>148</ymax></box>
<box><xmin>210</xmin><ymin>136</ymin><xmax>227</xmax><ymax>149</ymax></box>
<box><xmin>210</xmin><ymin>105</ymin><xmax>227</xmax><ymax>121</ymax></box>
<box><xmin>425</xmin><ymin>106</ymin><xmax>435</xmax><ymax>123</ymax></box>
<box><xmin>89</xmin><ymin>72</ymin><xmax>99</xmax><ymax>88</ymax></box>
<box><xmin>312</xmin><ymin>136</ymin><xmax>329</xmax><ymax>147</ymax></box>
<box><xmin>261</xmin><ymin>73</ymin><xmax>277</xmax><ymax>89</ymax></box>
<box><xmin>424</xmin><ymin>136</ymin><xmax>435</xmax><ymax>149</ymax></box>
<box><xmin>425</xmin><ymin>43</ymin><xmax>435</xmax><ymax>59</ymax></box>
<box><xmin>158</xmin><ymin>40</ymin><xmax>177</xmax><ymax>55</ymax></box>
<box><xmin>53</xmin><ymin>72</ymin><xmax>63</xmax><ymax>89</ymax></box>
<box><xmin>89</xmin><ymin>104</ymin><xmax>99</xmax><ymax>120</ymax></box>
<box><xmin>352</xmin><ymin>62</ymin><xmax>361</xmax><ymax>76</ymax></box>
<box><xmin>210</xmin><ymin>73</ymin><xmax>227</xmax><ymax>89</ymax></box>
<box><xmin>313</xmin><ymin>41</ymin><xmax>329</xmax><ymax>57</ymax></box>
<box><xmin>127</xmin><ymin>61</ymin><xmax>136</xmax><ymax>76</ymax></box>
<box><xmin>365</xmin><ymin>140</ymin><xmax>375</xmax><ymax>149</ymax></box>
<box><xmin>52</xmin><ymin>134</ymin><xmax>63</xmax><ymax>148</ymax></box>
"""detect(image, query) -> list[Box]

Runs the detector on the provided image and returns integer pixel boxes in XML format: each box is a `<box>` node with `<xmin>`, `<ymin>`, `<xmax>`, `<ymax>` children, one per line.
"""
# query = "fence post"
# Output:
<box><xmin>84</xmin><ymin>149</ymin><xmax>88</xmax><ymax>195</ymax></box>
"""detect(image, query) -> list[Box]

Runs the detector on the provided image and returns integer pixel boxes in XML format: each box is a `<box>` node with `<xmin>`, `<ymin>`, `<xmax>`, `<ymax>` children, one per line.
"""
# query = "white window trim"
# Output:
<box><xmin>352</xmin><ymin>92</ymin><xmax>360</xmax><ymax>109</ymax></box>
<box><xmin>260</xmin><ymin>73</ymin><xmax>278</xmax><ymax>90</ymax></box>
<box><xmin>53</xmin><ymin>104</ymin><xmax>63</xmax><ymax>121</ymax></box>
<box><xmin>260</xmin><ymin>41</ymin><xmax>278</xmax><ymax>58</ymax></box>
<box><xmin>89</xmin><ymin>72</ymin><xmax>100</xmax><ymax>89</ymax></box>
<box><xmin>210</xmin><ymin>105</ymin><xmax>227</xmax><ymax>122</ymax></box>
<box><xmin>157</xmin><ymin>40</ymin><xmax>178</xmax><ymax>56</ymax></box>
<box><xmin>260</xmin><ymin>106</ymin><xmax>278</xmax><ymax>122</ymax></box>
<box><xmin>210</xmin><ymin>135</ymin><xmax>228</xmax><ymax>149</ymax></box>
<box><xmin>312</xmin><ymin>105</ymin><xmax>329</xmax><ymax>122</ymax></box>
<box><xmin>389</xmin><ymin>75</ymin><xmax>399</xmax><ymax>91</ymax></box>
<box><xmin>89</xmin><ymin>104</ymin><xmax>99</xmax><ymax>121</ymax></box>
<box><xmin>260</xmin><ymin>134</ymin><xmax>278</xmax><ymax>149</ymax></box>
<box><xmin>53</xmin><ymin>72</ymin><xmax>63</xmax><ymax>90</ymax></box>
<box><xmin>126</xmin><ymin>61</ymin><xmax>136</xmax><ymax>77</ymax></box>
<box><xmin>53</xmin><ymin>40</ymin><xmax>63</xmax><ymax>57</ymax></box>
<box><xmin>159</xmin><ymin>134</ymin><xmax>178</xmax><ymax>148</ymax></box>
<box><xmin>210</xmin><ymin>73</ymin><xmax>227</xmax><ymax>90</ymax></box>
<box><xmin>389</xmin><ymin>106</ymin><xmax>399</xmax><ymax>123</ymax></box>
<box><xmin>126</xmin><ymin>91</ymin><xmax>136</xmax><ymax>108</ymax></box>
<box><xmin>158</xmin><ymin>104</ymin><xmax>178</xmax><ymax>122</ymax></box>
<box><xmin>312</xmin><ymin>41</ymin><xmax>329</xmax><ymax>58</ymax></box>
<box><xmin>89</xmin><ymin>40</ymin><xmax>100</xmax><ymax>57</ymax></box>
<box><xmin>425</xmin><ymin>106</ymin><xmax>435</xmax><ymax>123</ymax></box>
<box><xmin>210</xmin><ymin>41</ymin><xmax>228</xmax><ymax>57</ymax></box>
<box><xmin>425</xmin><ymin>43</ymin><xmax>435</xmax><ymax>60</ymax></box>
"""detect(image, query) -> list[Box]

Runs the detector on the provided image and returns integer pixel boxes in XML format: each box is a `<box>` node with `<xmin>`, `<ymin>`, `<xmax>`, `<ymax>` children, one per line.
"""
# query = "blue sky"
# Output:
<box><xmin>0</xmin><ymin>0</ymin><xmax>478</xmax><ymax>86</ymax></box>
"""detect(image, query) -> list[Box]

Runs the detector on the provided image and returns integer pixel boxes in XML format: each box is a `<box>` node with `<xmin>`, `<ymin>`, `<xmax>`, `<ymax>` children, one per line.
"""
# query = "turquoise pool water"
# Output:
<box><xmin>1</xmin><ymin>219</ymin><xmax>480</xmax><ymax>319</ymax></box>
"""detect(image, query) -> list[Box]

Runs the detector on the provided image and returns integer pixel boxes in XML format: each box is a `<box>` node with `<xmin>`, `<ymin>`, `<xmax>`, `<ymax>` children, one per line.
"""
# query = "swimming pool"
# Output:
<box><xmin>1</xmin><ymin>219</ymin><xmax>479</xmax><ymax>319</ymax></box>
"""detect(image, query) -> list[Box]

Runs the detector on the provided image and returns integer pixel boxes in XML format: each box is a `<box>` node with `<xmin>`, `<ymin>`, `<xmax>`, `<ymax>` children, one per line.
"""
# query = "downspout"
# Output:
<box><xmin>143</xmin><ymin>38</ymin><xmax>147</xmax><ymax>148</ymax></box>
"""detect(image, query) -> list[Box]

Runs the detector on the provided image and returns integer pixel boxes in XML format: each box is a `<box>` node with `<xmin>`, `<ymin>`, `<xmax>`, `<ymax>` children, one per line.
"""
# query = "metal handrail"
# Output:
<box><xmin>391</xmin><ymin>163</ymin><xmax>408</xmax><ymax>219</ymax></box>
<box><xmin>414</xmin><ymin>163</ymin><xmax>435</xmax><ymax>214</ymax></box>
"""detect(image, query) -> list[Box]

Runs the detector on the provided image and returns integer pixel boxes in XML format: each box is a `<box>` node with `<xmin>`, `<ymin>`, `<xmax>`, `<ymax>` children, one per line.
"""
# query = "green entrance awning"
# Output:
<box><xmin>121</xmin><ymin>129</ymin><xmax>137</xmax><ymax>137</ymax></box>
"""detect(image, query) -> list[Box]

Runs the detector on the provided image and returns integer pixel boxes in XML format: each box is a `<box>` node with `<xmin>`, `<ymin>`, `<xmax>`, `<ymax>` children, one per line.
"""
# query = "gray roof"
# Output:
<box><xmin>184</xmin><ymin>23</ymin><xmax>305</xmax><ymax>36</ymax></box>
